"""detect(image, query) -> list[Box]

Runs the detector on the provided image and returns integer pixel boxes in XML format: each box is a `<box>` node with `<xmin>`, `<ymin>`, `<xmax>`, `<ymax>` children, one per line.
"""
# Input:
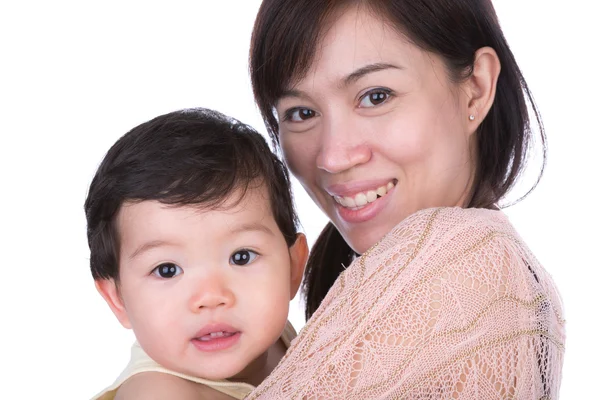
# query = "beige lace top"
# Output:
<box><xmin>248</xmin><ymin>207</ymin><xmax>565</xmax><ymax>399</ymax></box>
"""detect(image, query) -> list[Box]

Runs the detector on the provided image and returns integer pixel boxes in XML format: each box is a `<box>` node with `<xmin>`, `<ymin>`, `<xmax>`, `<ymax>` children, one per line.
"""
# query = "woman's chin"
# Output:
<box><xmin>338</xmin><ymin>224</ymin><xmax>392</xmax><ymax>255</ymax></box>
<box><xmin>332</xmin><ymin>206</ymin><xmax>410</xmax><ymax>255</ymax></box>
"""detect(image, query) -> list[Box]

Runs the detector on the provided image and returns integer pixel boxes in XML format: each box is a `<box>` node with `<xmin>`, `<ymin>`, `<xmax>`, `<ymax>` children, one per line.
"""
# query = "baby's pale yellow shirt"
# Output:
<box><xmin>91</xmin><ymin>321</ymin><xmax>297</xmax><ymax>400</ymax></box>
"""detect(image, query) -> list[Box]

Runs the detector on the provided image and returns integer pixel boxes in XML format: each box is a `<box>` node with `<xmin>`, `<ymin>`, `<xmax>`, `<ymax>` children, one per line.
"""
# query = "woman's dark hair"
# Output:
<box><xmin>249</xmin><ymin>0</ymin><xmax>546</xmax><ymax>319</ymax></box>
<box><xmin>85</xmin><ymin>108</ymin><xmax>299</xmax><ymax>281</ymax></box>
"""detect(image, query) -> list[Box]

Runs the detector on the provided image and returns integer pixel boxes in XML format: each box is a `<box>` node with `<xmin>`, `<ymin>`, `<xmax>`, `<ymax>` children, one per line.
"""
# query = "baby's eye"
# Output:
<box><xmin>151</xmin><ymin>263</ymin><xmax>183</xmax><ymax>278</ymax></box>
<box><xmin>285</xmin><ymin>108</ymin><xmax>316</xmax><ymax>122</ymax></box>
<box><xmin>358</xmin><ymin>88</ymin><xmax>392</xmax><ymax>108</ymax></box>
<box><xmin>230</xmin><ymin>249</ymin><xmax>258</xmax><ymax>266</ymax></box>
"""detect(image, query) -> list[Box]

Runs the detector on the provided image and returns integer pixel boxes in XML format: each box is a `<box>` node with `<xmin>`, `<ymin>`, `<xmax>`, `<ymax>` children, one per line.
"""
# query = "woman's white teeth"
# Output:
<box><xmin>355</xmin><ymin>193</ymin><xmax>368</xmax><ymax>207</ymax></box>
<box><xmin>334</xmin><ymin>181</ymin><xmax>395</xmax><ymax>209</ymax></box>
<box><xmin>366</xmin><ymin>190</ymin><xmax>377</xmax><ymax>202</ymax></box>
<box><xmin>343</xmin><ymin>196</ymin><xmax>356</xmax><ymax>207</ymax></box>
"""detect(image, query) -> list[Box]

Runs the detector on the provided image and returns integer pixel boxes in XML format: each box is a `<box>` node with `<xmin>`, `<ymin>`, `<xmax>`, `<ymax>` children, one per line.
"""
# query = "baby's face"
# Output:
<box><xmin>106</xmin><ymin>186</ymin><xmax>305</xmax><ymax>380</ymax></box>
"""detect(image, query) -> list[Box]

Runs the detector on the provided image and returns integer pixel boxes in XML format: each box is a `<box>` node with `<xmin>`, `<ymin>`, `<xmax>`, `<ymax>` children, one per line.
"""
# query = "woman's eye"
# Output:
<box><xmin>358</xmin><ymin>89</ymin><xmax>392</xmax><ymax>108</ymax></box>
<box><xmin>151</xmin><ymin>263</ymin><xmax>183</xmax><ymax>278</ymax></box>
<box><xmin>285</xmin><ymin>108</ymin><xmax>316</xmax><ymax>122</ymax></box>
<box><xmin>230</xmin><ymin>249</ymin><xmax>258</xmax><ymax>266</ymax></box>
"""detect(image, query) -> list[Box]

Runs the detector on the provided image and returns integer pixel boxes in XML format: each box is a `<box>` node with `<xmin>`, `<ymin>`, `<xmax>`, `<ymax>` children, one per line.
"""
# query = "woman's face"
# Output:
<box><xmin>276</xmin><ymin>8</ymin><xmax>478</xmax><ymax>254</ymax></box>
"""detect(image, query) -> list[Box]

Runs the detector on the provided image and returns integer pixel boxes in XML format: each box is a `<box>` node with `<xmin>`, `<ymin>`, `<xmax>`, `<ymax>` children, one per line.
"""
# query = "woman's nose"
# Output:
<box><xmin>189</xmin><ymin>274</ymin><xmax>235</xmax><ymax>312</ymax></box>
<box><xmin>316</xmin><ymin>118</ymin><xmax>371</xmax><ymax>174</ymax></box>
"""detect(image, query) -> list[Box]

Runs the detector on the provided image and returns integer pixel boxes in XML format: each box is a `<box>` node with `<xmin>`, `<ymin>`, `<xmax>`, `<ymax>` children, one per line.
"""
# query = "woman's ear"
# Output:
<box><xmin>464</xmin><ymin>46</ymin><xmax>501</xmax><ymax>133</ymax></box>
<box><xmin>95</xmin><ymin>278</ymin><xmax>132</xmax><ymax>329</ymax></box>
<box><xmin>288</xmin><ymin>233</ymin><xmax>309</xmax><ymax>300</ymax></box>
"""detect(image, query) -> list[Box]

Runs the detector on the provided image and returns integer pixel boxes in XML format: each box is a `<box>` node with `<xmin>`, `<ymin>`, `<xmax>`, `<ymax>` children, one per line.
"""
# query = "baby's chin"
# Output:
<box><xmin>141</xmin><ymin>345</ymin><xmax>244</xmax><ymax>381</ymax></box>
<box><xmin>193</xmin><ymin>367</ymin><xmax>244</xmax><ymax>382</ymax></box>
<box><xmin>160</xmin><ymin>355</ymin><xmax>249</xmax><ymax>382</ymax></box>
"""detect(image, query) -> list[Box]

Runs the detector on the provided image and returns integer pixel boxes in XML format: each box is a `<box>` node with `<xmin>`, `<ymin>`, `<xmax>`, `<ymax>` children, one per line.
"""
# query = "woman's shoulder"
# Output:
<box><xmin>374</xmin><ymin>206</ymin><xmax>557</xmax><ymax>292</ymax></box>
<box><xmin>398</xmin><ymin>206</ymin><xmax>510</xmax><ymax>232</ymax></box>
<box><xmin>371</xmin><ymin>206</ymin><xmax>514</xmax><ymax>261</ymax></box>
<box><xmin>365</xmin><ymin>205</ymin><xmax>564</xmax><ymax>327</ymax></box>
<box><xmin>378</xmin><ymin>206</ymin><xmax>511</xmax><ymax>246</ymax></box>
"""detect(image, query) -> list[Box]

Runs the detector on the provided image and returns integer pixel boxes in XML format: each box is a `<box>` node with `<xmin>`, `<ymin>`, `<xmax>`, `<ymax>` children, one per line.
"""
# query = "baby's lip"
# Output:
<box><xmin>194</xmin><ymin>323</ymin><xmax>239</xmax><ymax>339</ymax></box>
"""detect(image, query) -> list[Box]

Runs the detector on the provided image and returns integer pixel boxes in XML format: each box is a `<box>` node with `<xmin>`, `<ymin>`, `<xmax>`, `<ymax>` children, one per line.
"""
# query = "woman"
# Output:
<box><xmin>247</xmin><ymin>0</ymin><xmax>565</xmax><ymax>399</ymax></box>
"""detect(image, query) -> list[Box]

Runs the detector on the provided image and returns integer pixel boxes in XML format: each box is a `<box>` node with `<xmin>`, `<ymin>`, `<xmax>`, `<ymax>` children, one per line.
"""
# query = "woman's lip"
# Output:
<box><xmin>334</xmin><ymin>184</ymin><xmax>395</xmax><ymax>224</ymax></box>
<box><xmin>326</xmin><ymin>179</ymin><xmax>396</xmax><ymax>197</ymax></box>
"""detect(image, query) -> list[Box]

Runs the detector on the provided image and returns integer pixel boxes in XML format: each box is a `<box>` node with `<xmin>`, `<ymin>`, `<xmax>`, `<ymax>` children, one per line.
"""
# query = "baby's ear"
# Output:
<box><xmin>95</xmin><ymin>278</ymin><xmax>131</xmax><ymax>329</ymax></box>
<box><xmin>289</xmin><ymin>233</ymin><xmax>309</xmax><ymax>300</ymax></box>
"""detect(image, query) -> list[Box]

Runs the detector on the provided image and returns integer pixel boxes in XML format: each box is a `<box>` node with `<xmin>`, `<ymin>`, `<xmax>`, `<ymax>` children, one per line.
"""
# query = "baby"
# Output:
<box><xmin>86</xmin><ymin>108</ymin><xmax>307</xmax><ymax>399</ymax></box>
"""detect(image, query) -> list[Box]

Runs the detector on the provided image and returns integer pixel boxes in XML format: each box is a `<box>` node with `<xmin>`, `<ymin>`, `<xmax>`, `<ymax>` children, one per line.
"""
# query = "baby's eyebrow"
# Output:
<box><xmin>129</xmin><ymin>240</ymin><xmax>172</xmax><ymax>260</ymax></box>
<box><xmin>228</xmin><ymin>222</ymin><xmax>275</xmax><ymax>236</ymax></box>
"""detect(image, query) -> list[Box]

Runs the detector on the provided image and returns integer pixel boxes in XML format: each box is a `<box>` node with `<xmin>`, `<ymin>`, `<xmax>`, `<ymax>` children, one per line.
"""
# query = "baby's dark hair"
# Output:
<box><xmin>85</xmin><ymin>108</ymin><xmax>299</xmax><ymax>281</ymax></box>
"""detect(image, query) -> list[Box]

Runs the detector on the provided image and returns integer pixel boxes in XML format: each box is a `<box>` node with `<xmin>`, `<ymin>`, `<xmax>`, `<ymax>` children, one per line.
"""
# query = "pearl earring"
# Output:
<box><xmin>469</xmin><ymin>115</ymin><xmax>475</xmax><ymax>121</ymax></box>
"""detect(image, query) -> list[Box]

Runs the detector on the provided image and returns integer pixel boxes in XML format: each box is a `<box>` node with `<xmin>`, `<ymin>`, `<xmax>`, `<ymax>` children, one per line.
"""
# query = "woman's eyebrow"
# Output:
<box><xmin>342</xmin><ymin>62</ymin><xmax>404</xmax><ymax>87</ymax></box>
<box><xmin>279</xmin><ymin>62</ymin><xmax>403</xmax><ymax>100</ymax></box>
<box><xmin>279</xmin><ymin>88</ymin><xmax>306</xmax><ymax>101</ymax></box>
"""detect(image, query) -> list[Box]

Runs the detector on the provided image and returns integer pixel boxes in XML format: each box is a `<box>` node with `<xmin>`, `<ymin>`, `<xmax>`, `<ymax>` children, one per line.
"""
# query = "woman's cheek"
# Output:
<box><xmin>281</xmin><ymin>134</ymin><xmax>313</xmax><ymax>179</ymax></box>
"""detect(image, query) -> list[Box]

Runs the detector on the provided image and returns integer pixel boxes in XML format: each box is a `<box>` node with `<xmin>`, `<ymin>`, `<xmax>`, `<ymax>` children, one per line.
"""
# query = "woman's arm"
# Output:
<box><xmin>349</xmin><ymin>233</ymin><xmax>564</xmax><ymax>398</ymax></box>
<box><xmin>359</xmin><ymin>233</ymin><xmax>565</xmax><ymax>398</ymax></box>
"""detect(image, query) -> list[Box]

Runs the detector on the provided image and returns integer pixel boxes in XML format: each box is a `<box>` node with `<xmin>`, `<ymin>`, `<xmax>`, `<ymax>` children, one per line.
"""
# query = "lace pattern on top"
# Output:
<box><xmin>247</xmin><ymin>207</ymin><xmax>565</xmax><ymax>399</ymax></box>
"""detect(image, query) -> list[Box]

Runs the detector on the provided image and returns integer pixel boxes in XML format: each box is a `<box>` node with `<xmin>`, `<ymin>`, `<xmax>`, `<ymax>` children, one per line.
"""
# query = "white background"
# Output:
<box><xmin>0</xmin><ymin>1</ymin><xmax>597</xmax><ymax>398</ymax></box>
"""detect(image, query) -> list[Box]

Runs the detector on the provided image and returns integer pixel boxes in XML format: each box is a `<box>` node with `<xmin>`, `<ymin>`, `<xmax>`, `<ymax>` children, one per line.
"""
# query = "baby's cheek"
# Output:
<box><xmin>132</xmin><ymin>314</ymin><xmax>185</xmax><ymax>372</ymax></box>
<box><xmin>127</xmin><ymin>295</ymin><xmax>181</xmax><ymax>343</ymax></box>
<box><xmin>250</xmin><ymin>285</ymin><xmax>290</xmax><ymax>333</ymax></box>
